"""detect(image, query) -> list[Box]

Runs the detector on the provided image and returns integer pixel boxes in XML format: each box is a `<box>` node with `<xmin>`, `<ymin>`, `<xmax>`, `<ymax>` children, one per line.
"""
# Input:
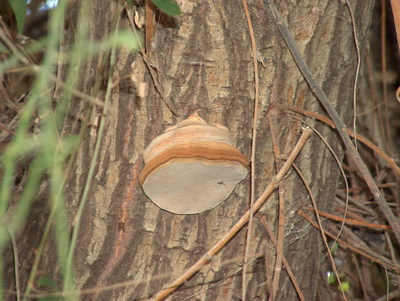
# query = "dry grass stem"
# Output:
<box><xmin>267</xmin><ymin>111</ymin><xmax>286</xmax><ymax>301</ymax></box>
<box><xmin>151</xmin><ymin>128</ymin><xmax>313</xmax><ymax>300</ymax></box>
<box><xmin>292</xmin><ymin>164</ymin><xmax>348</xmax><ymax>301</ymax></box>
<box><xmin>259</xmin><ymin>216</ymin><xmax>305</xmax><ymax>301</ymax></box>
<box><xmin>264</xmin><ymin>0</ymin><xmax>400</xmax><ymax>245</ymax></box>
<box><xmin>240</xmin><ymin>0</ymin><xmax>261</xmax><ymax>299</ymax></box>
<box><xmin>298</xmin><ymin>210</ymin><xmax>400</xmax><ymax>272</ymax></box>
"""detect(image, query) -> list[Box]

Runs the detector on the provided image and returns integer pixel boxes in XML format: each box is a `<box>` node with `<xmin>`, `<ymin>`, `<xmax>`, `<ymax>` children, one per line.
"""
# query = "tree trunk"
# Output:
<box><xmin>9</xmin><ymin>0</ymin><xmax>375</xmax><ymax>300</ymax></box>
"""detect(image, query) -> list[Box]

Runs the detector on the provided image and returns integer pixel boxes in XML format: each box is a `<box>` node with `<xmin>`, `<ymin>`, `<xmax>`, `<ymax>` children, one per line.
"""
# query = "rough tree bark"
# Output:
<box><xmin>9</xmin><ymin>0</ymin><xmax>375</xmax><ymax>300</ymax></box>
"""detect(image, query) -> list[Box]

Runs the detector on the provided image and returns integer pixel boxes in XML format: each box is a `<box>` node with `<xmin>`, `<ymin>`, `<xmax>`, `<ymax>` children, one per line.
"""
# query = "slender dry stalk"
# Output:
<box><xmin>276</xmin><ymin>104</ymin><xmax>400</xmax><ymax>175</ymax></box>
<box><xmin>240</xmin><ymin>0</ymin><xmax>261</xmax><ymax>299</ymax></box>
<box><xmin>389</xmin><ymin>0</ymin><xmax>400</xmax><ymax>57</ymax></box>
<box><xmin>267</xmin><ymin>111</ymin><xmax>286</xmax><ymax>301</ymax></box>
<box><xmin>298</xmin><ymin>210</ymin><xmax>400</xmax><ymax>272</ymax></box>
<box><xmin>292</xmin><ymin>164</ymin><xmax>348</xmax><ymax>301</ymax></box>
<box><xmin>259</xmin><ymin>216</ymin><xmax>305</xmax><ymax>301</ymax></box>
<box><xmin>152</xmin><ymin>128</ymin><xmax>313</xmax><ymax>300</ymax></box>
<box><xmin>345</xmin><ymin>0</ymin><xmax>361</xmax><ymax>150</ymax></box>
<box><xmin>264</xmin><ymin>0</ymin><xmax>400</xmax><ymax>244</ymax></box>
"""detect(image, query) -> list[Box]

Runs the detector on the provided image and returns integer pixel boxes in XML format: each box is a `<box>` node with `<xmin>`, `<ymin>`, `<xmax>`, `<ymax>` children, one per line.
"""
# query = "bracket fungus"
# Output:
<box><xmin>139</xmin><ymin>113</ymin><xmax>249</xmax><ymax>214</ymax></box>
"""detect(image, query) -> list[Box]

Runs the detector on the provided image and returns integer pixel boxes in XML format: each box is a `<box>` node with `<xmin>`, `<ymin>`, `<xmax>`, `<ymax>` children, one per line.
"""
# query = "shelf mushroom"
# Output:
<box><xmin>139</xmin><ymin>113</ymin><xmax>249</xmax><ymax>214</ymax></box>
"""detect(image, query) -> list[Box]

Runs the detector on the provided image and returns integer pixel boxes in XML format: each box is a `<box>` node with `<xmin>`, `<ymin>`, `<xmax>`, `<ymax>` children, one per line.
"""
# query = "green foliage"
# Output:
<box><xmin>152</xmin><ymin>0</ymin><xmax>181</xmax><ymax>16</ymax></box>
<box><xmin>340</xmin><ymin>280</ymin><xmax>350</xmax><ymax>293</ymax></box>
<box><xmin>327</xmin><ymin>271</ymin><xmax>350</xmax><ymax>293</ymax></box>
<box><xmin>59</xmin><ymin>135</ymin><xmax>80</xmax><ymax>161</ymax></box>
<box><xmin>0</xmin><ymin>1</ymin><xmax>140</xmax><ymax>300</ymax></box>
<box><xmin>109</xmin><ymin>30</ymin><xmax>141</xmax><ymax>51</ymax></box>
<box><xmin>37</xmin><ymin>276</ymin><xmax>65</xmax><ymax>300</ymax></box>
<box><xmin>327</xmin><ymin>271</ymin><xmax>336</xmax><ymax>285</ymax></box>
<box><xmin>8</xmin><ymin>0</ymin><xmax>27</xmax><ymax>33</ymax></box>
<box><xmin>330</xmin><ymin>242</ymin><xmax>338</xmax><ymax>254</ymax></box>
<box><xmin>37</xmin><ymin>276</ymin><xmax>58</xmax><ymax>289</ymax></box>
<box><xmin>38</xmin><ymin>297</ymin><xmax>63</xmax><ymax>301</ymax></box>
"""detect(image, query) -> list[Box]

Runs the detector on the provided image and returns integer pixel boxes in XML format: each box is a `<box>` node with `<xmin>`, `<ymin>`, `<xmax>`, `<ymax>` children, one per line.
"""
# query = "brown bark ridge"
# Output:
<box><xmin>12</xmin><ymin>0</ymin><xmax>375</xmax><ymax>300</ymax></box>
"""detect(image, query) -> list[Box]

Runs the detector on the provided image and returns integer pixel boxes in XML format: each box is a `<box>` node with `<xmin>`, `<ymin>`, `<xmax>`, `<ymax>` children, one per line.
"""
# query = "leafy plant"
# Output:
<box><xmin>8</xmin><ymin>0</ymin><xmax>27</xmax><ymax>33</ymax></box>
<box><xmin>0</xmin><ymin>1</ymin><xmax>141</xmax><ymax>299</ymax></box>
<box><xmin>151</xmin><ymin>0</ymin><xmax>181</xmax><ymax>16</ymax></box>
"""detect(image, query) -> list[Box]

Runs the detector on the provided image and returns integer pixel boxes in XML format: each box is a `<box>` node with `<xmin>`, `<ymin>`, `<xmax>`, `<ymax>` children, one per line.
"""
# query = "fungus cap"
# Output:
<box><xmin>139</xmin><ymin>113</ymin><xmax>249</xmax><ymax>214</ymax></box>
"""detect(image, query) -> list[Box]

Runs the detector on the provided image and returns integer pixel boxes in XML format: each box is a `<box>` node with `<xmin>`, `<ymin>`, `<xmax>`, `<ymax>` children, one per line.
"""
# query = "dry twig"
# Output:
<box><xmin>267</xmin><ymin>110</ymin><xmax>286</xmax><ymax>301</ymax></box>
<box><xmin>298</xmin><ymin>210</ymin><xmax>400</xmax><ymax>272</ymax></box>
<box><xmin>276</xmin><ymin>104</ymin><xmax>400</xmax><ymax>175</ymax></box>
<box><xmin>292</xmin><ymin>164</ymin><xmax>347</xmax><ymax>301</ymax></box>
<box><xmin>345</xmin><ymin>0</ymin><xmax>361</xmax><ymax>149</ymax></box>
<box><xmin>151</xmin><ymin>128</ymin><xmax>313</xmax><ymax>300</ymax></box>
<box><xmin>389</xmin><ymin>0</ymin><xmax>400</xmax><ymax>57</ymax></box>
<box><xmin>263</xmin><ymin>0</ymin><xmax>400</xmax><ymax>244</ymax></box>
<box><xmin>240</xmin><ymin>0</ymin><xmax>261</xmax><ymax>299</ymax></box>
<box><xmin>259</xmin><ymin>216</ymin><xmax>305</xmax><ymax>301</ymax></box>
<box><xmin>305</xmin><ymin>207</ymin><xmax>391</xmax><ymax>230</ymax></box>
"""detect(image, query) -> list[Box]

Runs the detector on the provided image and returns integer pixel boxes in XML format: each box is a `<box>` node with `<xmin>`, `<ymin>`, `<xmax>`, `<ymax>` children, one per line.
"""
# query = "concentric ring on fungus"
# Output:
<box><xmin>139</xmin><ymin>113</ymin><xmax>249</xmax><ymax>214</ymax></box>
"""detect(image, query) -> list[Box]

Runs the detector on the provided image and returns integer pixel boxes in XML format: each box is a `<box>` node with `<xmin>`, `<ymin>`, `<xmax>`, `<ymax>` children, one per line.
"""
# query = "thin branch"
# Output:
<box><xmin>345</xmin><ymin>0</ymin><xmax>361</xmax><ymax>149</ymax></box>
<box><xmin>240</xmin><ymin>0</ymin><xmax>261</xmax><ymax>299</ymax></box>
<box><xmin>123</xmin><ymin>3</ymin><xmax>180</xmax><ymax>117</ymax></box>
<box><xmin>305</xmin><ymin>207</ymin><xmax>391</xmax><ymax>230</ymax></box>
<box><xmin>276</xmin><ymin>104</ymin><xmax>400</xmax><ymax>175</ymax></box>
<box><xmin>379</xmin><ymin>0</ymin><xmax>392</xmax><ymax>153</ymax></box>
<box><xmin>286</xmin><ymin>114</ymin><xmax>350</xmax><ymax>242</ymax></box>
<box><xmin>389</xmin><ymin>0</ymin><xmax>400</xmax><ymax>63</ymax></box>
<box><xmin>385</xmin><ymin>231</ymin><xmax>400</xmax><ymax>293</ymax></box>
<box><xmin>145</xmin><ymin>0</ymin><xmax>155</xmax><ymax>55</ymax></box>
<box><xmin>20</xmin><ymin>252</ymin><xmax>261</xmax><ymax>299</ymax></box>
<box><xmin>351</xmin><ymin>253</ymin><xmax>368</xmax><ymax>298</ymax></box>
<box><xmin>259</xmin><ymin>216</ymin><xmax>305</xmax><ymax>301</ymax></box>
<box><xmin>263</xmin><ymin>0</ymin><xmax>400</xmax><ymax>245</ymax></box>
<box><xmin>292</xmin><ymin>164</ymin><xmax>347</xmax><ymax>301</ymax></box>
<box><xmin>375</xmin><ymin>289</ymin><xmax>400</xmax><ymax>301</ymax></box>
<box><xmin>267</xmin><ymin>111</ymin><xmax>285</xmax><ymax>301</ymax></box>
<box><xmin>140</xmin><ymin>51</ymin><xmax>180</xmax><ymax>117</ymax></box>
<box><xmin>298</xmin><ymin>210</ymin><xmax>400</xmax><ymax>272</ymax></box>
<box><xmin>50</xmin><ymin>74</ymin><xmax>105</xmax><ymax>107</ymax></box>
<box><xmin>151</xmin><ymin>128</ymin><xmax>313</xmax><ymax>300</ymax></box>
